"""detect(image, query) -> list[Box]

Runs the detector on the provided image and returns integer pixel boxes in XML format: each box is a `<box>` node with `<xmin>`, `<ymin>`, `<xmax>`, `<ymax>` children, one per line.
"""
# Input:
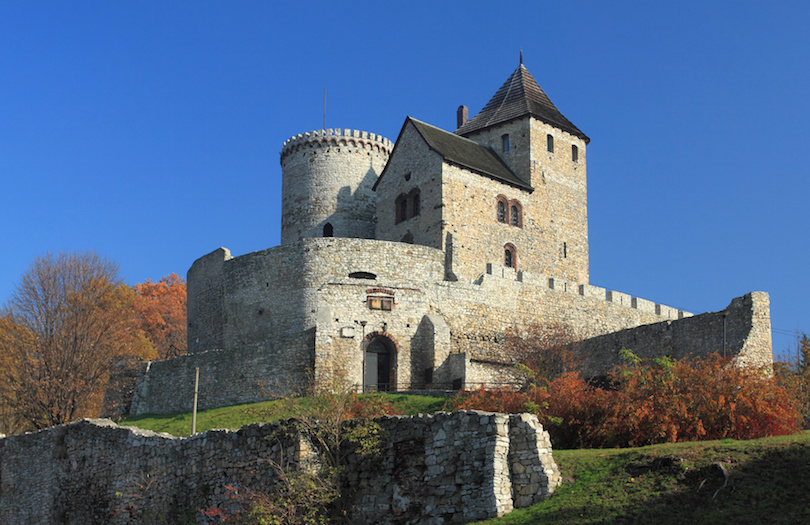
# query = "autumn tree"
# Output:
<box><xmin>133</xmin><ymin>273</ymin><xmax>187</xmax><ymax>359</ymax></box>
<box><xmin>0</xmin><ymin>251</ymin><xmax>147</xmax><ymax>430</ymax></box>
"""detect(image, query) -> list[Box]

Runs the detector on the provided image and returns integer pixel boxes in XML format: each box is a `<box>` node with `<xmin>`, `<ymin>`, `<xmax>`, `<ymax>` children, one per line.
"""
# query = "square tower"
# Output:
<box><xmin>456</xmin><ymin>62</ymin><xmax>590</xmax><ymax>284</ymax></box>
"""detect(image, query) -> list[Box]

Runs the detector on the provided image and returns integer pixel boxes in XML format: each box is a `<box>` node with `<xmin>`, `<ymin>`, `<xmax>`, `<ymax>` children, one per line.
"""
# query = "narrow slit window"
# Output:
<box><xmin>572</xmin><ymin>144</ymin><xmax>579</xmax><ymax>162</ymax></box>
<box><xmin>547</xmin><ymin>134</ymin><xmax>554</xmax><ymax>152</ymax></box>
<box><xmin>502</xmin><ymin>134</ymin><xmax>510</xmax><ymax>152</ymax></box>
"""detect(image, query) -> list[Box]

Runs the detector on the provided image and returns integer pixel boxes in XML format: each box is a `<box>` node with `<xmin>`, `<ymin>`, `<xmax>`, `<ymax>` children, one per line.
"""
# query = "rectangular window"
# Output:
<box><xmin>547</xmin><ymin>134</ymin><xmax>554</xmax><ymax>153</ymax></box>
<box><xmin>368</xmin><ymin>296</ymin><xmax>393</xmax><ymax>311</ymax></box>
<box><xmin>572</xmin><ymin>144</ymin><xmax>578</xmax><ymax>162</ymax></box>
<box><xmin>502</xmin><ymin>134</ymin><xmax>510</xmax><ymax>152</ymax></box>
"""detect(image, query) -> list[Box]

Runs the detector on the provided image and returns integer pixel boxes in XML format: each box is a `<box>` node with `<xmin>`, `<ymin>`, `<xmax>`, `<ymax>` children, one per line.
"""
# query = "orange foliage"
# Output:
<box><xmin>134</xmin><ymin>273</ymin><xmax>187</xmax><ymax>359</ymax></box>
<box><xmin>449</xmin><ymin>353</ymin><xmax>802</xmax><ymax>448</ymax></box>
<box><xmin>0</xmin><ymin>252</ymin><xmax>151</xmax><ymax>429</ymax></box>
<box><xmin>346</xmin><ymin>393</ymin><xmax>403</xmax><ymax>419</ymax></box>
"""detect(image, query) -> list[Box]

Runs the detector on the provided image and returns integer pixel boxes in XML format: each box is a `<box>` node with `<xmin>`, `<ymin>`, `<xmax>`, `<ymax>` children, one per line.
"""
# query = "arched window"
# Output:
<box><xmin>497</xmin><ymin>200</ymin><xmax>507</xmax><ymax>223</ymax></box>
<box><xmin>323</xmin><ymin>223</ymin><xmax>333</xmax><ymax>237</ymax></box>
<box><xmin>547</xmin><ymin>134</ymin><xmax>554</xmax><ymax>153</ymax></box>
<box><xmin>504</xmin><ymin>243</ymin><xmax>517</xmax><ymax>269</ymax></box>
<box><xmin>509</xmin><ymin>200</ymin><xmax>523</xmax><ymax>228</ymax></box>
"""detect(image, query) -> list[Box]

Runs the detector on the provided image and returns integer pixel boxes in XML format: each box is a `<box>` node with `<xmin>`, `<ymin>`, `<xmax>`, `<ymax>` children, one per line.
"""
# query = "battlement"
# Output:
<box><xmin>483</xmin><ymin>263</ymin><xmax>692</xmax><ymax>320</ymax></box>
<box><xmin>280</xmin><ymin>128</ymin><xmax>393</xmax><ymax>162</ymax></box>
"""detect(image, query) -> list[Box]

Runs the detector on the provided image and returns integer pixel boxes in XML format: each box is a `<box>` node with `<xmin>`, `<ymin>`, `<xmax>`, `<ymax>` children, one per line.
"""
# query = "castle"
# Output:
<box><xmin>116</xmin><ymin>59</ymin><xmax>772</xmax><ymax>416</ymax></box>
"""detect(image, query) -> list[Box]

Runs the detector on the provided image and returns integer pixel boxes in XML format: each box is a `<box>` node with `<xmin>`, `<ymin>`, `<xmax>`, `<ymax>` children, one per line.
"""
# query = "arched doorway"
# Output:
<box><xmin>364</xmin><ymin>335</ymin><xmax>396</xmax><ymax>392</ymax></box>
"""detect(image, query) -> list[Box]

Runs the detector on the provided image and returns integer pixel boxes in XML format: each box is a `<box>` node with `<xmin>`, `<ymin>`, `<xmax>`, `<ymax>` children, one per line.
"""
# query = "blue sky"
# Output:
<box><xmin>1</xmin><ymin>2</ymin><xmax>807</xmax><ymax>359</ymax></box>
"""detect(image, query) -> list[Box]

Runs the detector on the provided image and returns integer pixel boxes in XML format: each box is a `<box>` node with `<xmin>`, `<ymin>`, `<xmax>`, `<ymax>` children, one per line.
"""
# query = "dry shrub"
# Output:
<box><xmin>450</xmin><ymin>352</ymin><xmax>802</xmax><ymax>449</ymax></box>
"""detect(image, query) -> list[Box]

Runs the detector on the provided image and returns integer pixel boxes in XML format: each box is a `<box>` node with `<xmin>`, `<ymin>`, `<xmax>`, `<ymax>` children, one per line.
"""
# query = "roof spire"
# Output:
<box><xmin>455</xmin><ymin>62</ymin><xmax>590</xmax><ymax>143</ymax></box>
<box><xmin>519</xmin><ymin>49</ymin><xmax>523</xmax><ymax>65</ymax></box>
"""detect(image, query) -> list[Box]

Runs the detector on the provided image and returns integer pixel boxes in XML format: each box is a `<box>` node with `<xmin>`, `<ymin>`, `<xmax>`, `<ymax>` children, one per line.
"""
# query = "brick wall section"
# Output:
<box><xmin>0</xmin><ymin>412</ymin><xmax>560</xmax><ymax>524</ymax></box>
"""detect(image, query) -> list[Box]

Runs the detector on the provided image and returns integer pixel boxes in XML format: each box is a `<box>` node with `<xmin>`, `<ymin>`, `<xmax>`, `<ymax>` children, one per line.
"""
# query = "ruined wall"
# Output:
<box><xmin>0</xmin><ymin>412</ymin><xmax>559</xmax><ymax>524</ymax></box>
<box><xmin>0</xmin><ymin>419</ymin><xmax>302</xmax><ymax>525</ymax></box>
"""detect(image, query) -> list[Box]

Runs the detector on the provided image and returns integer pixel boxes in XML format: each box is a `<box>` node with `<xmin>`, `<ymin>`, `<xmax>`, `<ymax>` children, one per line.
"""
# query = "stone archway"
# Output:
<box><xmin>364</xmin><ymin>333</ymin><xmax>397</xmax><ymax>392</ymax></box>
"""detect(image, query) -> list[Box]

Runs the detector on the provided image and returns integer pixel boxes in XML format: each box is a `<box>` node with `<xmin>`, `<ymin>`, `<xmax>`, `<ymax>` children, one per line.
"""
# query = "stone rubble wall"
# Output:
<box><xmin>0</xmin><ymin>412</ymin><xmax>559</xmax><ymax>525</ymax></box>
<box><xmin>0</xmin><ymin>419</ymin><xmax>302</xmax><ymax>524</ymax></box>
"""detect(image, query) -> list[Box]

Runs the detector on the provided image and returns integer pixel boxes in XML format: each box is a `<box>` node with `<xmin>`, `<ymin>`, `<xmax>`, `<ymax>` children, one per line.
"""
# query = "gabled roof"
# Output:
<box><xmin>455</xmin><ymin>63</ymin><xmax>589</xmax><ymax>144</ymax></box>
<box><xmin>375</xmin><ymin>117</ymin><xmax>532</xmax><ymax>192</ymax></box>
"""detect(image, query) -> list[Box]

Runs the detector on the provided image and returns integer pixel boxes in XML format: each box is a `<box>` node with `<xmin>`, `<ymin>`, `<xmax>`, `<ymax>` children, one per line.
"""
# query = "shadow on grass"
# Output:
<box><xmin>481</xmin><ymin>435</ymin><xmax>810</xmax><ymax>525</ymax></box>
<box><xmin>617</xmin><ymin>443</ymin><xmax>810</xmax><ymax>525</ymax></box>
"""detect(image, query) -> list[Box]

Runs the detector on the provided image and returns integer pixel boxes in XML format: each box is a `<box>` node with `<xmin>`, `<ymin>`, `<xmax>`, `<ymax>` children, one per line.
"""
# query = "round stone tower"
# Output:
<box><xmin>280</xmin><ymin>128</ymin><xmax>393</xmax><ymax>245</ymax></box>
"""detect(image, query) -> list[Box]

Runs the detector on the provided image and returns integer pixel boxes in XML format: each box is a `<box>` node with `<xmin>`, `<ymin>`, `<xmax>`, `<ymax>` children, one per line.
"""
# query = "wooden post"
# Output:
<box><xmin>191</xmin><ymin>367</ymin><xmax>200</xmax><ymax>434</ymax></box>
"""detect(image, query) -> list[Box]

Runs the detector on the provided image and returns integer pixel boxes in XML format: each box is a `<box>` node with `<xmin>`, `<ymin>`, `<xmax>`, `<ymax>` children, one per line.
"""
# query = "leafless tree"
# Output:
<box><xmin>0</xmin><ymin>251</ymin><xmax>137</xmax><ymax>429</ymax></box>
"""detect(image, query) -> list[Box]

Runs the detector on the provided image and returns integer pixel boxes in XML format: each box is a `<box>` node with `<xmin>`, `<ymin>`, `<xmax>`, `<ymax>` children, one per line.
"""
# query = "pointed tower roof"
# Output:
<box><xmin>456</xmin><ymin>62</ymin><xmax>589</xmax><ymax>143</ymax></box>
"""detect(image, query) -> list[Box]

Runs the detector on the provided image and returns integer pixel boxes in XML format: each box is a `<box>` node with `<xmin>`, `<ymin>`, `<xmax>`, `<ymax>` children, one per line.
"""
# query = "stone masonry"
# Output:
<box><xmin>0</xmin><ymin>411</ymin><xmax>560</xmax><ymax>524</ymax></box>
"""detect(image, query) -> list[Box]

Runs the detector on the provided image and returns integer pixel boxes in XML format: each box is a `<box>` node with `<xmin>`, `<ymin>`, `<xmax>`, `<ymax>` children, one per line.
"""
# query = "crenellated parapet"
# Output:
<box><xmin>280</xmin><ymin>128</ymin><xmax>393</xmax><ymax>163</ymax></box>
<box><xmin>280</xmin><ymin>128</ymin><xmax>393</xmax><ymax>245</ymax></box>
<box><xmin>482</xmin><ymin>262</ymin><xmax>693</xmax><ymax>322</ymax></box>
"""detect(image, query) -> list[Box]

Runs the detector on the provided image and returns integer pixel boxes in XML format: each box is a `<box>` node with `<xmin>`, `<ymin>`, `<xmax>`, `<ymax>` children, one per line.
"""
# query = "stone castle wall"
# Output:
<box><xmin>0</xmin><ymin>412</ymin><xmax>559</xmax><ymax>524</ymax></box>
<box><xmin>186</xmin><ymin>247</ymin><xmax>232</xmax><ymax>353</ymax></box>
<box><xmin>280</xmin><ymin>129</ymin><xmax>392</xmax><ymax>245</ymax></box>
<box><xmin>153</xmin><ymin>237</ymin><xmax>777</xmax><ymax>418</ymax></box>
<box><xmin>577</xmin><ymin>291</ymin><xmax>773</xmax><ymax>376</ymax></box>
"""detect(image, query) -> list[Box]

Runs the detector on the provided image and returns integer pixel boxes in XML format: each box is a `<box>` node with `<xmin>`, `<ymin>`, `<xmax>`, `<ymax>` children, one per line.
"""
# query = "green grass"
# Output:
<box><xmin>121</xmin><ymin>393</ymin><xmax>448</xmax><ymax>437</ymax></box>
<box><xmin>123</xmin><ymin>399</ymin><xmax>810</xmax><ymax>524</ymax></box>
<box><xmin>475</xmin><ymin>431</ymin><xmax>810</xmax><ymax>525</ymax></box>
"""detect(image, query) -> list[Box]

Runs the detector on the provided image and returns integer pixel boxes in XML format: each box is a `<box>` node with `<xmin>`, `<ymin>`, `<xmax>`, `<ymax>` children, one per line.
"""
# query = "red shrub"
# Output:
<box><xmin>449</xmin><ymin>353</ymin><xmax>802</xmax><ymax>449</ymax></box>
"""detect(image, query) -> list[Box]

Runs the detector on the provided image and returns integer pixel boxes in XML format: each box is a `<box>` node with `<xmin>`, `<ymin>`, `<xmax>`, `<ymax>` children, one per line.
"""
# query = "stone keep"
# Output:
<box><xmin>123</xmin><ymin>59</ymin><xmax>773</xmax><ymax>416</ymax></box>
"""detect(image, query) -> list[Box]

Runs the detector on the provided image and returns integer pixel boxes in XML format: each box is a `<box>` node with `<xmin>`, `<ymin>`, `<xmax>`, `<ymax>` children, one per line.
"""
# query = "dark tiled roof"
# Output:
<box><xmin>455</xmin><ymin>64</ymin><xmax>589</xmax><ymax>143</ymax></box>
<box><xmin>408</xmin><ymin>117</ymin><xmax>532</xmax><ymax>191</ymax></box>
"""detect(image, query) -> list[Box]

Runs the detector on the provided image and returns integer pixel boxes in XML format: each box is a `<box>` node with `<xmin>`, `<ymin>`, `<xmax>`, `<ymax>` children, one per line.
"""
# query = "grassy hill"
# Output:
<box><xmin>121</xmin><ymin>393</ymin><xmax>448</xmax><ymax>437</ymax></box>
<box><xmin>122</xmin><ymin>396</ymin><xmax>810</xmax><ymax>524</ymax></box>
